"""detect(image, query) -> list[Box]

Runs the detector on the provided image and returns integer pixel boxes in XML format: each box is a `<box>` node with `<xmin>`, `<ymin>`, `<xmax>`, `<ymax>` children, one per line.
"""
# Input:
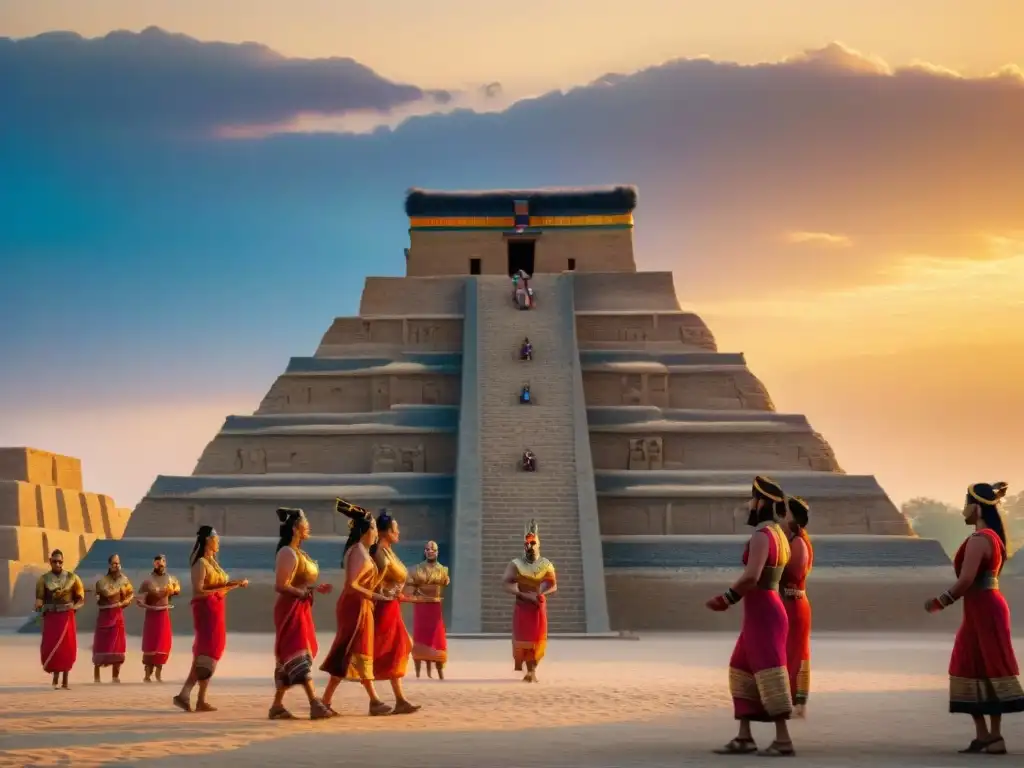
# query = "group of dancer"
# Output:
<box><xmin>35</xmin><ymin>476</ymin><xmax>1018</xmax><ymax>753</ymax></box>
<box><xmin>34</xmin><ymin>550</ymin><xmax>180</xmax><ymax>688</ymax></box>
<box><xmin>708</xmin><ymin>475</ymin><xmax>1023</xmax><ymax>757</ymax></box>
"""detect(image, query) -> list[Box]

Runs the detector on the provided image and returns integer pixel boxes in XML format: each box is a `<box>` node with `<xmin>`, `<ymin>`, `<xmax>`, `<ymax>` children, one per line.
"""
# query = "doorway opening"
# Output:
<box><xmin>469</xmin><ymin>258</ymin><xmax>481</xmax><ymax>275</ymax></box>
<box><xmin>507</xmin><ymin>239</ymin><xmax>536</xmax><ymax>276</ymax></box>
<box><xmin>567</xmin><ymin>258</ymin><xmax>576</xmax><ymax>271</ymax></box>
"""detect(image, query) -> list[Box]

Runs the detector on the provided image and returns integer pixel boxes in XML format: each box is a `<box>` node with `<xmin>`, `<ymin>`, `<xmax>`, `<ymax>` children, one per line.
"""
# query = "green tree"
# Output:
<box><xmin>901</xmin><ymin>497</ymin><xmax>967</xmax><ymax>558</ymax></box>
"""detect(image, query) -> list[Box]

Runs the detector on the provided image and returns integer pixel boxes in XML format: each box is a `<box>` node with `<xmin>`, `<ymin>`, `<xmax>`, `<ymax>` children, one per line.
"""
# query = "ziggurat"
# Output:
<box><xmin>65</xmin><ymin>186</ymin><xmax>963</xmax><ymax>635</ymax></box>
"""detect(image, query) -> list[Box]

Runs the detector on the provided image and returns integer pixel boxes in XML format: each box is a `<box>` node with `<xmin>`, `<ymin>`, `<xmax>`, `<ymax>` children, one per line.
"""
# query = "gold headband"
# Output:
<box><xmin>789</xmin><ymin>496</ymin><xmax>810</xmax><ymax>512</ymax></box>
<box><xmin>968</xmin><ymin>485</ymin><xmax>998</xmax><ymax>506</ymax></box>
<box><xmin>753</xmin><ymin>477</ymin><xmax>784</xmax><ymax>503</ymax></box>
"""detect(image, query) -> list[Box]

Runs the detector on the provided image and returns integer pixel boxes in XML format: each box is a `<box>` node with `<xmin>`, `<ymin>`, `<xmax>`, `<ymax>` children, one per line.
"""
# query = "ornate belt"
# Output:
<box><xmin>781</xmin><ymin>587</ymin><xmax>806</xmax><ymax>599</ymax></box>
<box><xmin>974</xmin><ymin>574</ymin><xmax>999</xmax><ymax>590</ymax></box>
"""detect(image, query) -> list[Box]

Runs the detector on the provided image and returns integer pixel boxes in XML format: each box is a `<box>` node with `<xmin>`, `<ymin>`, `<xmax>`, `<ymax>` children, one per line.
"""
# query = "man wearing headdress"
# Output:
<box><xmin>502</xmin><ymin>520</ymin><xmax>556</xmax><ymax>682</ymax></box>
<box><xmin>706</xmin><ymin>475</ymin><xmax>795</xmax><ymax>756</ymax></box>
<box><xmin>137</xmin><ymin>554</ymin><xmax>181</xmax><ymax>682</ymax></box>
<box><xmin>926</xmin><ymin>481</ymin><xmax>1023</xmax><ymax>755</ymax></box>
<box><xmin>407</xmin><ymin>540</ymin><xmax>450</xmax><ymax>679</ymax></box>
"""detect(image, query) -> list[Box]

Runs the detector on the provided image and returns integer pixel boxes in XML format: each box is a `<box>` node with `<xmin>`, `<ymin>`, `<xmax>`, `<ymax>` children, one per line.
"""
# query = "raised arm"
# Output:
<box><xmin>502</xmin><ymin>561</ymin><xmax>521</xmax><ymax>596</ymax></box>
<box><xmin>929</xmin><ymin>535</ymin><xmax>990</xmax><ymax>612</ymax></box>
<box><xmin>120</xmin><ymin>577</ymin><xmax>135</xmax><ymax>607</ymax></box>
<box><xmin>274</xmin><ymin>547</ymin><xmax>306</xmax><ymax>598</ymax></box>
<box><xmin>345</xmin><ymin>549</ymin><xmax>387</xmax><ymax>600</ymax></box>
<box><xmin>538</xmin><ymin>566</ymin><xmax>557</xmax><ymax>597</ymax></box>
<box><xmin>707</xmin><ymin>532</ymin><xmax>769</xmax><ymax>612</ymax></box>
<box><xmin>190</xmin><ymin>559</ymin><xmax>212</xmax><ymax>596</ymax></box>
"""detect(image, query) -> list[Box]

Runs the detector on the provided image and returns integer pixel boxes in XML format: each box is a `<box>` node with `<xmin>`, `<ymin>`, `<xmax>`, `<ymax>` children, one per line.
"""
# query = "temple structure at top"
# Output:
<box><xmin>404</xmin><ymin>186</ymin><xmax>638</xmax><ymax>276</ymax></box>
<box><xmin>60</xmin><ymin>185</ymin><xmax>958</xmax><ymax>637</ymax></box>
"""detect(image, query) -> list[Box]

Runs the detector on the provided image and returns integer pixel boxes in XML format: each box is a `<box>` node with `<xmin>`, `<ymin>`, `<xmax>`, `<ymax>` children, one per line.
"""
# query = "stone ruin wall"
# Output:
<box><xmin>128</xmin><ymin>497</ymin><xmax>449</xmax><ymax>540</ymax></box>
<box><xmin>191</xmin><ymin>433</ymin><xmax>457</xmax><ymax>476</ymax></box>
<box><xmin>257</xmin><ymin>373</ymin><xmax>461</xmax><ymax>414</ymax></box>
<box><xmin>0</xmin><ymin>447</ymin><xmax>131</xmax><ymax>614</ymax></box>
<box><xmin>406</xmin><ymin>228</ymin><xmax>636</xmax><ymax>276</ymax></box>
<box><xmin>314</xmin><ymin>316</ymin><xmax>463</xmax><ymax>356</ymax></box>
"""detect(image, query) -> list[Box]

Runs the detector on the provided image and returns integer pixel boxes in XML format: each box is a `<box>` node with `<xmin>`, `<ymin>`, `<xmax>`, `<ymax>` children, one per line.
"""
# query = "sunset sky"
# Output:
<box><xmin>2</xmin><ymin>1</ymin><xmax>1023</xmax><ymax>510</ymax></box>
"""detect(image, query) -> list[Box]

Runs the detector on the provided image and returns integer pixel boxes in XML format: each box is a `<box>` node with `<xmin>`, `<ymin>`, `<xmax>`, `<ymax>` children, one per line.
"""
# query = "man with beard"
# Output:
<box><xmin>706</xmin><ymin>475</ymin><xmax>795</xmax><ymax>756</ymax></box>
<box><xmin>407</xmin><ymin>540</ymin><xmax>450</xmax><ymax>679</ymax></box>
<box><xmin>502</xmin><ymin>519</ymin><xmax>557</xmax><ymax>682</ymax></box>
<box><xmin>35</xmin><ymin>548</ymin><xmax>86</xmax><ymax>688</ymax></box>
<box><xmin>93</xmin><ymin>553</ymin><xmax>134</xmax><ymax>683</ymax></box>
<box><xmin>137</xmin><ymin>554</ymin><xmax>181</xmax><ymax>682</ymax></box>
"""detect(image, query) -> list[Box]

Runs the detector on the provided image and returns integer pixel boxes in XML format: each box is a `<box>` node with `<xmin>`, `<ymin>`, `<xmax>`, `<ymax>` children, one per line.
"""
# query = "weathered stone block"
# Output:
<box><xmin>0</xmin><ymin>481</ymin><xmax>40</xmax><ymax>527</ymax></box>
<box><xmin>0</xmin><ymin>448</ymin><xmax>83</xmax><ymax>490</ymax></box>
<box><xmin>0</xmin><ymin>526</ymin><xmax>94</xmax><ymax>566</ymax></box>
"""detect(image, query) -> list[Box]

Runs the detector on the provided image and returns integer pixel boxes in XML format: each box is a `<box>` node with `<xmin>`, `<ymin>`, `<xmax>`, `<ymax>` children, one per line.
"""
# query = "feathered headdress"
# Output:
<box><xmin>524</xmin><ymin>519</ymin><xmax>540</xmax><ymax>544</ymax></box>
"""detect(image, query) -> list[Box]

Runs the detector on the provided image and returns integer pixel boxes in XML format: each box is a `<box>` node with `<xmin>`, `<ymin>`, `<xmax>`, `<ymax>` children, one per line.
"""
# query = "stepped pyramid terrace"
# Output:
<box><xmin>0</xmin><ymin>448</ymin><xmax>131</xmax><ymax>615</ymax></box>
<box><xmin>61</xmin><ymin>184</ymin><xmax>1002</xmax><ymax>637</ymax></box>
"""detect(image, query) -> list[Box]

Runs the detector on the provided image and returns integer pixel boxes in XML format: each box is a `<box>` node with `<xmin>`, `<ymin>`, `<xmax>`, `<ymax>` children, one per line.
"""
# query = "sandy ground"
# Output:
<box><xmin>0</xmin><ymin>632</ymin><xmax>1022</xmax><ymax>767</ymax></box>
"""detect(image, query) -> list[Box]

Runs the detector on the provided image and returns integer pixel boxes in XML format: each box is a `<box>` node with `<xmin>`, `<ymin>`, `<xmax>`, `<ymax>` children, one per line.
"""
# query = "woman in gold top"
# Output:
<box><xmin>269</xmin><ymin>508</ymin><xmax>333</xmax><ymax>720</ymax></box>
<box><xmin>320</xmin><ymin>500</ymin><xmax>393</xmax><ymax>716</ymax></box>
<box><xmin>35</xmin><ymin>548</ymin><xmax>86</xmax><ymax>689</ymax></box>
<box><xmin>173</xmin><ymin>525</ymin><xmax>249</xmax><ymax>713</ymax></box>
<box><xmin>92</xmin><ymin>553</ymin><xmax>134</xmax><ymax>682</ymax></box>
<box><xmin>369</xmin><ymin>511</ymin><xmax>421</xmax><ymax>714</ymax></box>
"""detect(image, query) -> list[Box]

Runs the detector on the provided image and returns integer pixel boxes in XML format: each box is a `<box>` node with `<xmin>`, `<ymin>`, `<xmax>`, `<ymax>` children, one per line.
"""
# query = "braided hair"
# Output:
<box><xmin>190</xmin><ymin>525</ymin><xmax>216</xmax><ymax>566</ymax></box>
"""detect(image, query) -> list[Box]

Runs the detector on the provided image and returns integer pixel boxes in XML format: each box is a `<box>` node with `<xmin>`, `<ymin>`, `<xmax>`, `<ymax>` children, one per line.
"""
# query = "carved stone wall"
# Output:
<box><xmin>406</xmin><ymin>228</ymin><xmax>635</xmax><ymax>276</ymax></box>
<box><xmin>256</xmin><ymin>373</ymin><xmax>461</xmax><ymax>414</ymax></box>
<box><xmin>582</xmin><ymin>370</ymin><xmax>774</xmax><ymax>410</ymax></box>
<box><xmin>316</xmin><ymin>317</ymin><xmax>463</xmax><ymax>354</ymax></box>
<box><xmin>575</xmin><ymin>313</ymin><xmax>717</xmax><ymax>350</ymax></box>
<box><xmin>192</xmin><ymin>434</ymin><xmax>457</xmax><ymax>475</ymax></box>
<box><xmin>127</xmin><ymin>498</ymin><xmax>452</xmax><ymax>539</ymax></box>
<box><xmin>589</xmin><ymin>431</ymin><xmax>842</xmax><ymax>472</ymax></box>
<box><xmin>597</xmin><ymin>496</ymin><xmax>911</xmax><ymax>536</ymax></box>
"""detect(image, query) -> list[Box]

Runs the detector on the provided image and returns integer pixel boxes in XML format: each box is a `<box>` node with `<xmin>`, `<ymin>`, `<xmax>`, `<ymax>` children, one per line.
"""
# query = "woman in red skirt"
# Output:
<box><xmin>320</xmin><ymin>500</ymin><xmax>392</xmax><ymax>716</ymax></box>
<box><xmin>707</xmin><ymin>475</ymin><xmax>795</xmax><ymax>756</ymax></box>
<box><xmin>173</xmin><ymin>526</ymin><xmax>249</xmax><ymax>713</ymax></box>
<box><xmin>781</xmin><ymin>496</ymin><xmax>814</xmax><ymax>717</ymax></box>
<box><xmin>369</xmin><ymin>511</ymin><xmax>421</xmax><ymax>714</ymax></box>
<box><xmin>927</xmin><ymin>481</ymin><xmax>1024</xmax><ymax>754</ymax></box>
<box><xmin>35</xmin><ymin>549</ymin><xmax>86</xmax><ymax>689</ymax></box>
<box><xmin>269</xmin><ymin>507</ymin><xmax>332</xmax><ymax>720</ymax></box>
<box><xmin>92</xmin><ymin>553</ymin><xmax>134</xmax><ymax>683</ymax></box>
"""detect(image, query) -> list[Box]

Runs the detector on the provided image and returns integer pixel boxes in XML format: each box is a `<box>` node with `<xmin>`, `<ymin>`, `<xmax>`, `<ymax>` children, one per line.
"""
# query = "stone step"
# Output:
<box><xmin>0</xmin><ymin>480</ymin><xmax>129</xmax><ymax>537</ymax></box>
<box><xmin>476</xmin><ymin>275</ymin><xmax>586</xmax><ymax>632</ymax></box>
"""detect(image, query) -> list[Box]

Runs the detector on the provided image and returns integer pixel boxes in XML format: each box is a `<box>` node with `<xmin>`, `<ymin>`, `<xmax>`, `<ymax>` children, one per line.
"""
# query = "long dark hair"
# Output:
<box><xmin>336</xmin><ymin>499</ymin><xmax>374</xmax><ymax>563</ymax></box>
<box><xmin>190</xmin><ymin>525</ymin><xmax>216</xmax><ymax>566</ymax></box>
<box><xmin>368</xmin><ymin>510</ymin><xmax>395</xmax><ymax>557</ymax></box>
<box><xmin>275</xmin><ymin>507</ymin><xmax>305</xmax><ymax>553</ymax></box>
<box><xmin>968</xmin><ymin>482</ymin><xmax>1010</xmax><ymax>553</ymax></box>
<box><xmin>786</xmin><ymin>496</ymin><xmax>810</xmax><ymax>529</ymax></box>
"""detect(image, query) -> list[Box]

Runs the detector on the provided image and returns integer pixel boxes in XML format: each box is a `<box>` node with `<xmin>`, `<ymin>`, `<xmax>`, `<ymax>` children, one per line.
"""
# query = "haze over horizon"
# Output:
<box><xmin>2</xmin><ymin>2</ymin><xmax>1023</xmax><ymax>511</ymax></box>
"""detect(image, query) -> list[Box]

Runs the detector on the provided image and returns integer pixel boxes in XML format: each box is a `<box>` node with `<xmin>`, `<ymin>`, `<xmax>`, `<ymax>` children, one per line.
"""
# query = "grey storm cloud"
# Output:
<box><xmin>0</xmin><ymin>26</ymin><xmax>445</xmax><ymax>135</ymax></box>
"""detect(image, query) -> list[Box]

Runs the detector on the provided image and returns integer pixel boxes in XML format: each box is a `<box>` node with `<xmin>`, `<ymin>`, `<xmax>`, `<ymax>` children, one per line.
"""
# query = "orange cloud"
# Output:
<box><xmin>785</xmin><ymin>231</ymin><xmax>853</xmax><ymax>248</ymax></box>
